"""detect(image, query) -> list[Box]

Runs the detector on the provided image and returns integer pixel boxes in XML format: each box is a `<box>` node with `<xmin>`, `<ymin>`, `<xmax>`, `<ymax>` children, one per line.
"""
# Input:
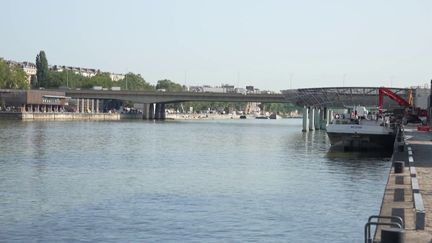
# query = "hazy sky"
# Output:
<box><xmin>1</xmin><ymin>0</ymin><xmax>431</xmax><ymax>91</ymax></box>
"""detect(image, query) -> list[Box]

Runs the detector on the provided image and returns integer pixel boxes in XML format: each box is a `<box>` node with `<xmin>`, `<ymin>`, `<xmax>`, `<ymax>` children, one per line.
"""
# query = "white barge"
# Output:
<box><xmin>326</xmin><ymin>107</ymin><xmax>396</xmax><ymax>150</ymax></box>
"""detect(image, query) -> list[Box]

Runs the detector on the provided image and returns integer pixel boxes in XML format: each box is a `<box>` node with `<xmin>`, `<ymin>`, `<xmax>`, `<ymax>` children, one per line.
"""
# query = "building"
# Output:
<box><xmin>50</xmin><ymin>65</ymin><xmax>99</xmax><ymax>78</ymax></box>
<box><xmin>20</xmin><ymin>62</ymin><xmax>37</xmax><ymax>84</ymax></box>
<box><xmin>0</xmin><ymin>90</ymin><xmax>67</xmax><ymax>112</ymax></box>
<box><xmin>110</xmin><ymin>73</ymin><xmax>125</xmax><ymax>81</ymax></box>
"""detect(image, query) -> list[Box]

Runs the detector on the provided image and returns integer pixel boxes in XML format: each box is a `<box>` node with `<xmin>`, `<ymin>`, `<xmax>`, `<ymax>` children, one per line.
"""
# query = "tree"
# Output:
<box><xmin>87</xmin><ymin>73</ymin><xmax>113</xmax><ymax>88</ymax></box>
<box><xmin>30</xmin><ymin>75</ymin><xmax>38</xmax><ymax>88</ymax></box>
<box><xmin>9</xmin><ymin>65</ymin><xmax>29</xmax><ymax>89</ymax></box>
<box><xmin>118</xmin><ymin>73</ymin><xmax>154</xmax><ymax>91</ymax></box>
<box><xmin>0</xmin><ymin>59</ymin><xmax>29</xmax><ymax>89</ymax></box>
<box><xmin>0</xmin><ymin>59</ymin><xmax>9</xmax><ymax>88</ymax></box>
<box><xmin>35</xmin><ymin>50</ymin><xmax>49</xmax><ymax>88</ymax></box>
<box><xmin>156</xmin><ymin>79</ymin><xmax>184</xmax><ymax>92</ymax></box>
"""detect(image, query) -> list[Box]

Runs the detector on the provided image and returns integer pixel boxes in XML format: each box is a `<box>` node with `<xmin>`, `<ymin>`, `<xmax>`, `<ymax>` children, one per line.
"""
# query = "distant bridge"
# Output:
<box><xmin>65</xmin><ymin>86</ymin><xmax>410</xmax><ymax>109</ymax></box>
<box><xmin>64</xmin><ymin>90</ymin><xmax>286</xmax><ymax>103</ymax></box>
<box><xmin>281</xmin><ymin>87</ymin><xmax>410</xmax><ymax>109</ymax></box>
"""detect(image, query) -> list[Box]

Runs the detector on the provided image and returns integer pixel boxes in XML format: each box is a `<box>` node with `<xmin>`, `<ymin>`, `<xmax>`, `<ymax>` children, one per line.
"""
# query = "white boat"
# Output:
<box><xmin>326</xmin><ymin>107</ymin><xmax>396</xmax><ymax>150</ymax></box>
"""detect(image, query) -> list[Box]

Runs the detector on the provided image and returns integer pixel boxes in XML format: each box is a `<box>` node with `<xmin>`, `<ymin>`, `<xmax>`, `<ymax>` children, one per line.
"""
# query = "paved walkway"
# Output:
<box><xmin>374</xmin><ymin>124</ymin><xmax>432</xmax><ymax>242</ymax></box>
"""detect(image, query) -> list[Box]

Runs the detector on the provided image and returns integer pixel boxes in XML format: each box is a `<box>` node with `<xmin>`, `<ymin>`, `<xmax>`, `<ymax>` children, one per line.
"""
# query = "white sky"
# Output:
<box><xmin>1</xmin><ymin>0</ymin><xmax>431</xmax><ymax>91</ymax></box>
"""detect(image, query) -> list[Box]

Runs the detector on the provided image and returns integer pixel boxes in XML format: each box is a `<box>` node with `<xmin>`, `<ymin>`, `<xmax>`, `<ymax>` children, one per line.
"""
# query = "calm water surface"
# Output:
<box><xmin>0</xmin><ymin>119</ymin><xmax>391</xmax><ymax>242</ymax></box>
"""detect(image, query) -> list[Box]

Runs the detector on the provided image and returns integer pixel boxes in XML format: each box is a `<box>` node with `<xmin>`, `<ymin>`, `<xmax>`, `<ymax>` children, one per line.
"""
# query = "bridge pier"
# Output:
<box><xmin>320</xmin><ymin>107</ymin><xmax>327</xmax><ymax>130</ymax></box>
<box><xmin>81</xmin><ymin>98</ymin><xmax>85</xmax><ymax>113</ymax></box>
<box><xmin>154</xmin><ymin>103</ymin><xmax>166</xmax><ymax>120</ymax></box>
<box><xmin>75</xmin><ymin>98</ymin><xmax>79</xmax><ymax>113</ymax></box>
<box><xmin>142</xmin><ymin>103</ymin><xmax>150</xmax><ymax>119</ymax></box>
<box><xmin>143</xmin><ymin>103</ymin><xmax>156</xmax><ymax>120</ymax></box>
<box><xmin>149</xmin><ymin>103</ymin><xmax>155</xmax><ymax>119</ymax></box>
<box><xmin>314</xmin><ymin>108</ymin><xmax>321</xmax><ymax>130</ymax></box>
<box><xmin>309</xmin><ymin>107</ymin><xmax>315</xmax><ymax>131</ymax></box>
<box><xmin>302</xmin><ymin>106</ymin><xmax>309</xmax><ymax>132</ymax></box>
<box><xmin>326</xmin><ymin>108</ymin><xmax>330</xmax><ymax>126</ymax></box>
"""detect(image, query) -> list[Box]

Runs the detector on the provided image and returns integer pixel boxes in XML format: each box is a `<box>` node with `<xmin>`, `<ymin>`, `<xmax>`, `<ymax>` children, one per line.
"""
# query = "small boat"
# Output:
<box><xmin>255</xmin><ymin>115</ymin><xmax>269</xmax><ymax>119</ymax></box>
<box><xmin>239</xmin><ymin>115</ymin><xmax>247</xmax><ymax>119</ymax></box>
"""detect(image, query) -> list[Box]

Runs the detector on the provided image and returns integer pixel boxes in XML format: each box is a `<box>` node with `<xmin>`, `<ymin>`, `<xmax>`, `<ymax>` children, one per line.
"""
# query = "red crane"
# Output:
<box><xmin>378</xmin><ymin>87</ymin><xmax>411</xmax><ymax>113</ymax></box>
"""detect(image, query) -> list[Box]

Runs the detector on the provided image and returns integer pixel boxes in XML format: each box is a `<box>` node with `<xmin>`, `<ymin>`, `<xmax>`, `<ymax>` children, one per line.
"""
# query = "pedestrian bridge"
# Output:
<box><xmin>281</xmin><ymin>87</ymin><xmax>410</xmax><ymax>132</ymax></box>
<box><xmin>282</xmin><ymin>87</ymin><xmax>410</xmax><ymax>109</ymax></box>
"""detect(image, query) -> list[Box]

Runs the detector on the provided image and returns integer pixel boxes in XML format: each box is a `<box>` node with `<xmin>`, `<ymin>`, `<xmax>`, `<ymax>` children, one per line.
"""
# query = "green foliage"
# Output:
<box><xmin>0</xmin><ymin>60</ymin><xmax>8</xmax><ymax>88</ymax></box>
<box><xmin>263</xmin><ymin>103</ymin><xmax>300</xmax><ymax>114</ymax></box>
<box><xmin>118</xmin><ymin>73</ymin><xmax>154</xmax><ymax>91</ymax></box>
<box><xmin>35</xmin><ymin>50</ymin><xmax>49</xmax><ymax>88</ymax></box>
<box><xmin>84</xmin><ymin>73</ymin><xmax>113</xmax><ymax>89</ymax></box>
<box><xmin>0</xmin><ymin>59</ymin><xmax>29</xmax><ymax>89</ymax></box>
<box><xmin>48</xmin><ymin>70</ymin><xmax>88</xmax><ymax>88</ymax></box>
<box><xmin>156</xmin><ymin>79</ymin><xmax>184</xmax><ymax>92</ymax></box>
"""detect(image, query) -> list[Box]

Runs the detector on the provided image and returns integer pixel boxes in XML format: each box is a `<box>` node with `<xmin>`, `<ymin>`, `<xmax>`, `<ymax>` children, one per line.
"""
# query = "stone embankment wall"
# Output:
<box><xmin>0</xmin><ymin>112</ymin><xmax>143</xmax><ymax>121</ymax></box>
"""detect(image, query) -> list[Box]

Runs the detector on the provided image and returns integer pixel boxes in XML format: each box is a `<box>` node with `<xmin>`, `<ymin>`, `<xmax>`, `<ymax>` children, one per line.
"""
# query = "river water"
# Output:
<box><xmin>0</xmin><ymin>118</ymin><xmax>391</xmax><ymax>242</ymax></box>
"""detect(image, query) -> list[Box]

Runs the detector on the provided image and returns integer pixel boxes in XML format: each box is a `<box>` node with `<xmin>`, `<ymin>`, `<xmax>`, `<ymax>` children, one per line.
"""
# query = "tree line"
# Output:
<box><xmin>1</xmin><ymin>51</ymin><xmax>300</xmax><ymax>114</ymax></box>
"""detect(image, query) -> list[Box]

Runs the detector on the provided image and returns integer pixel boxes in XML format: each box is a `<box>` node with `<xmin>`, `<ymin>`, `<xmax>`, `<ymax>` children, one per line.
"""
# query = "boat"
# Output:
<box><xmin>269</xmin><ymin>113</ymin><xmax>277</xmax><ymax>119</ymax></box>
<box><xmin>326</xmin><ymin>106</ymin><xmax>396</xmax><ymax>150</ymax></box>
<box><xmin>255</xmin><ymin>115</ymin><xmax>269</xmax><ymax>119</ymax></box>
<box><xmin>239</xmin><ymin>115</ymin><xmax>247</xmax><ymax>119</ymax></box>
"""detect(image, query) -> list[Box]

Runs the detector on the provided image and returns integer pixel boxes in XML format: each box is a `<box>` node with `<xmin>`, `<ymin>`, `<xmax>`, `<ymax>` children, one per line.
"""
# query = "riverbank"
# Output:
<box><xmin>166</xmin><ymin>113</ymin><xmax>240</xmax><ymax>120</ymax></box>
<box><xmin>374</xmin><ymin>124</ymin><xmax>432</xmax><ymax>242</ymax></box>
<box><xmin>0</xmin><ymin>112</ymin><xmax>142</xmax><ymax>121</ymax></box>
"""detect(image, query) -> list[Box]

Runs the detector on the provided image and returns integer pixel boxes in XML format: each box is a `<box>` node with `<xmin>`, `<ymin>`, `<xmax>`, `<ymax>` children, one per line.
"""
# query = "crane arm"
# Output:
<box><xmin>378</xmin><ymin>87</ymin><xmax>411</xmax><ymax>113</ymax></box>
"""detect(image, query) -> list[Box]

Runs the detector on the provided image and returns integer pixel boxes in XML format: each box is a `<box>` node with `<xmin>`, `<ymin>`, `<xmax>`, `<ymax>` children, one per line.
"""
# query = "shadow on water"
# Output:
<box><xmin>326</xmin><ymin>146</ymin><xmax>393</xmax><ymax>160</ymax></box>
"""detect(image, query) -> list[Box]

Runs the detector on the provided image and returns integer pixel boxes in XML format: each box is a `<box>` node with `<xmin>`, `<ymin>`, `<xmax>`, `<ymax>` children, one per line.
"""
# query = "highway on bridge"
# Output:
<box><xmin>64</xmin><ymin>90</ymin><xmax>287</xmax><ymax>104</ymax></box>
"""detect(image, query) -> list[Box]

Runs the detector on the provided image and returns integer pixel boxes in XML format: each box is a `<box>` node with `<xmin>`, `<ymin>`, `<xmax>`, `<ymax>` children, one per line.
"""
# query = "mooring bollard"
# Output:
<box><xmin>381</xmin><ymin>228</ymin><xmax>405</xmax><ymax>243</ymax></box>
<box><xmin>398</xmin><ymin>143</ymin><xmax>404</xmax><ymax>152</ymax></box>
<box><xmin>394</xmin><ymin>161</ymin><xmax>404</xmax><ymax>174</ymax></box>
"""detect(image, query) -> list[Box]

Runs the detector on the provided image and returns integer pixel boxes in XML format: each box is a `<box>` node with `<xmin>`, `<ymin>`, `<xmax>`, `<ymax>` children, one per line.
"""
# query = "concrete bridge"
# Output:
<box><xmin>64</xmin><ymin>89</ymin><xmax>286</xmax><ymax>119</ymax></box>
<box><xmin>64</xmin><ymin>90</ymin><xmax>286</xmax><ymax>104</ymax></box>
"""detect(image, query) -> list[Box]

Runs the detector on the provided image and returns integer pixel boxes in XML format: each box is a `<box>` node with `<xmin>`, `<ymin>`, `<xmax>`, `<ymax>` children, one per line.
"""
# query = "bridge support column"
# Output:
<box><xmin>325</xmin><ymin>108</ymin><xmax>330</xmax><ymax>127</ymax></box>
<box><xmin>149</xmin><ymin>103</ymin><xmax>155</xmax><ymax>120</ymax></box>
<box><xmin>330</xmin><ymin>110</ymin><xmax>334</xmax><ymax>123</ymax></box>
<box><xmin>81</xmin><ymin>98</ymin><xmax>84</xmax><ymax>113</ymax></box>
<box><xmin>309</xmin><ymin>107</ymin><xmax>315</xmax><ymax>131</ymax></box>
<box><xmin>154</xmin><ymin>103</ymin><xmax>166</xmax><ymax>120</ymax></box>
<box><xmin>320</xmin><ymin>108</ymin><xmax>326</xmax><ymax>130</ymax></box>
<box><xmin>96</xmin><ymin>100</ymin><xmax>99</xmax><ymax>113</ymax></box>
<box><xmin>160</xmin><ymin>103</ymin><xmax>166</xmax><ymax>119</ymax></box>
<box><xmin>75</xmin><ymin>98</ymin><xmax>79</xmax><ymax>113</ymax></box>
<box><xmin>142</xmin><ymin>103</ymin><xmax>150</xmax><ymax>119</ymax></box>
<box><xmin>302</xmin><ymin>106</ymin><xmax>309</xmax><ymax>132</ymax></box>
<box><xmin>155</xmin><ymin>103</ymin><xmax>160</xmax><ymax>119</ymax></box>
<box><xmin>314</xmin><ymin>108</ymin><xmax>321</xmax><ymax>130</ymax></box>
<box><xmin>91</xmin><ymin>99</ymin><xmax>95</xmax><ymax>113</ymax></box>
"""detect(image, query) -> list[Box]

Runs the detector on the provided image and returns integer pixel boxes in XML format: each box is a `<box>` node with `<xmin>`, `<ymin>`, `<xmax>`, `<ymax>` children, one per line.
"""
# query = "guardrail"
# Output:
<box><xmin>365</xmin><ymin>215</ymin><xmax>403</xmax><ymax>243</ymax></box>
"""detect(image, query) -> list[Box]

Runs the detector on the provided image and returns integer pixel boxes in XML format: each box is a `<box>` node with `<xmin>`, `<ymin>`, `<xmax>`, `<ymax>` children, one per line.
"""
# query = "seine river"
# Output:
<box><xmin>0</xmin><ymin>118</ymin><xmax>391</xmax><ymax>242</ymax></box>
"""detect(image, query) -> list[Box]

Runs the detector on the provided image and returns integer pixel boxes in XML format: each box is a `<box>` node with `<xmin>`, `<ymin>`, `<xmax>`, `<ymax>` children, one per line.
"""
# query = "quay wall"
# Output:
<box><xmin>0</xmin><ymin>112</ymin><xmax>143</xmax><ymax>121</ymax></box>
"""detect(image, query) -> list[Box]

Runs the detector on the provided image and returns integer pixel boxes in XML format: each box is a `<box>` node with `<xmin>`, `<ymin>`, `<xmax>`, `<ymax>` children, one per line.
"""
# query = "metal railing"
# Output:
<box><xmin>365</xmin><ymin>215</ymin><xmax>404</xmax><ymax>243</ymax></box>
